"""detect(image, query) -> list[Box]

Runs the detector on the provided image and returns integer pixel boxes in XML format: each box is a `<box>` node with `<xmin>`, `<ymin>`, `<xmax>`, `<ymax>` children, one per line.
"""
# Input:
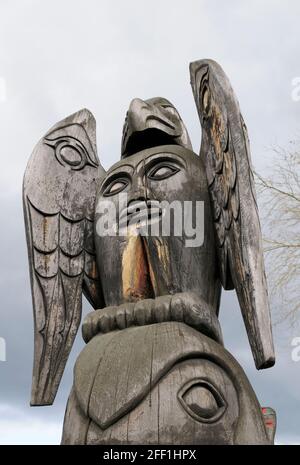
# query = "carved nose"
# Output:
<box><xmin>129</xmin><ymin>174</ymin><xmax>152</xmax><ymax>202</ymax></box>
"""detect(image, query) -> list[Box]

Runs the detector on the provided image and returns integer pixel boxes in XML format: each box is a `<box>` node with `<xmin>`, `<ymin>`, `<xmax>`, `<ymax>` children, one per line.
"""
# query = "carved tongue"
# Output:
<box><xmin>122</xmin><ymin>231</ymin><xmax>154</xmax><ymax>302</ymax></box>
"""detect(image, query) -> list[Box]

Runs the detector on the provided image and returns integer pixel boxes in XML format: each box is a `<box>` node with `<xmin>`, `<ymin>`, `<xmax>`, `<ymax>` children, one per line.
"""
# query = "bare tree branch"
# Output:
<box><xmin>254</xmin><ymin>141</ymin><xmax>300</xmax><ymax>326</ymax></box>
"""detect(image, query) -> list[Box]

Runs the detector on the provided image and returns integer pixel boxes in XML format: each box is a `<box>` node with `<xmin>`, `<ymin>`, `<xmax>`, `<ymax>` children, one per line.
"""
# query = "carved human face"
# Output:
<box><xmin>99</xmin><ymin>145</ymin><xmax>199</xmax><ymax>213</ymax></box>
<box><xmin>95</xmin><ymin>145</ymin><xmax>218</xmax><ymax>308</ymax></box>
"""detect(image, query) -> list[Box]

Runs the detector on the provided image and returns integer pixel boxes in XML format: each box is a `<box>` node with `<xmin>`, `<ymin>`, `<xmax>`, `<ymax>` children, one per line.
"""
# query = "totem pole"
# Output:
<box><xmin>23</xmin><ymin>59</ymin><xmax>276</xmax><ymax>444</ymax></box>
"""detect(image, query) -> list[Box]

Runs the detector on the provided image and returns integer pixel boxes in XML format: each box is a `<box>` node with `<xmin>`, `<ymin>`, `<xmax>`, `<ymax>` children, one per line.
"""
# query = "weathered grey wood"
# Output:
<box><xmin>95</xmin><ymin>145</ymin><xmax>221</xmax><ymax>316</ymax></box>
<box><xmin>23</xmin><ymin>109</ymin><xmax>105</xmax><ymax>405</ymax></box>
<box><xmin>190</xmin><ymin>59</ymin><xmax>275</xmax><ymax>370</ymax></box>
<box><xmin>61</xmin><ymin>387</ymin><xmax>90</xmax><ymax>445</ymax></box>
<box><xmin>121</xmin><ymin>97</ymin><xmax>192</xmax><ymax>157</ymax></box>
<box><xmin>62</xmin><ymin>322</ymin><xmax>270</xmax><ymax>445</ymax></box>
<box><xmin>24</xmin><ymin>59</ymin><xmax>276</xmax><ymax>444</ymax></box>
<box><xmin>82</xmin><ymin>292</ymin><xmax>223</xmax><ymax>345</ymax></box>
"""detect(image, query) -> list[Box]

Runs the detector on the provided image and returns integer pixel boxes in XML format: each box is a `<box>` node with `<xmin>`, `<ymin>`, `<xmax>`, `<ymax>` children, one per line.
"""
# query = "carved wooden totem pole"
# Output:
<box><xmin>23</xmin><ymin>60</ymin><xmax>276</xmax><ymax>444</ymax></box>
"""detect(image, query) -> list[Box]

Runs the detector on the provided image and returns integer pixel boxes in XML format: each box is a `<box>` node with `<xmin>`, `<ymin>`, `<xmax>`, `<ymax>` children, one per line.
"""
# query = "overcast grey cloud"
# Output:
<box><xmin>0</xmin><ymin>0</ymin><xmax>300</xmax><ymax>444</ymax></box>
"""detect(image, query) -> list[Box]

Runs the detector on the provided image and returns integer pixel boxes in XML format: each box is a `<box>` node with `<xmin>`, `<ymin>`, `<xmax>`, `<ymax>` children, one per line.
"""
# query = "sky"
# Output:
<box><xmin>0</xmin><ymin>0</ymin><xmax>300</xmax><ymax>444</ymax></box>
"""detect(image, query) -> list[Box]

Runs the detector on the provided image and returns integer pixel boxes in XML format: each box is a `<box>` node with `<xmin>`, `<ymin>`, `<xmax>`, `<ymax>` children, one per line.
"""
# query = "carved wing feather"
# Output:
<box><xmin>23</xmin><ymin>109</ymin><xmax>105</xmax><ymax>405</ymax></box>
<box><xmin>190</xmin><ymin>60</ymin><xmax>275</xmax><ymax>369</ymax></box>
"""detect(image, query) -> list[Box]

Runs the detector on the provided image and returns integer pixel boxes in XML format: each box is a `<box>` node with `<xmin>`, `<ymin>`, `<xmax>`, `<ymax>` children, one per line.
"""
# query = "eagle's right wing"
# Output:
<box><xmin>23</xmin><ymin>109</ymin><xmax>105</xmax><ymax>405</ymax></box>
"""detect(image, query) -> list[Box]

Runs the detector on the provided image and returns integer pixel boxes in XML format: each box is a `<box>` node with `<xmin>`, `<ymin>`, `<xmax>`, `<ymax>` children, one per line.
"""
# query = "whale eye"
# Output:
<box><xmin>148</xmin><ymin>163</ymin><xmax>180</xmax><ymax>180</ymax></box>
<box><xmin>103</xmin><ymin>177</ymin><xmax>129</xmax><ymax>196</ymax></box>
<box><xmin>178</xmin><ymin>379</ymin><xmax>226</xmax><ymax>423</ymax></box>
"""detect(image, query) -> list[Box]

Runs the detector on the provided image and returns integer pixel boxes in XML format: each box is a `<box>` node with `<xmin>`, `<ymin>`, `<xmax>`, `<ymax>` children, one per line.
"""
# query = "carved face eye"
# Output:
<box><xmin>147</xmin><ymin>163</ymin><xmax>180</xmax><ymax>181</ymax></box>
<box><xmin>160</xmin><ymin>104</ymin><xmax>177</xmax><ymax>117</ymax></box>
<box><xmin>178</xmin><ymin>379</ymin><xmax>226</xmax><ymax>423</ymax></box>
<box><xmin>159</xmin><ymin>104</ymin><xmax>181</xmax><ymax>127</ymax></box>
<box><xmin>103</xmin><ymin>178</ymin><xmax>129</xmax><ymax>196</ymax></box>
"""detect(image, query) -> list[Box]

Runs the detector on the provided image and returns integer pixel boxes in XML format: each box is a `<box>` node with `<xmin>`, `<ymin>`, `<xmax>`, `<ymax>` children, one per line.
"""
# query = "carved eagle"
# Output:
<box><xmin>23</xmin><ymin>60</ymin><xmax>275</xmax><ymax>406</ymax></box>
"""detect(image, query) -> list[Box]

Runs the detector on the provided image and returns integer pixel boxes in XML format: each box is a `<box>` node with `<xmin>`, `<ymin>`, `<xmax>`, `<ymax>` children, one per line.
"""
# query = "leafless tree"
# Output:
<box><xmin>255</xmin><ymin>141</ymin><xmax>300</xmax><ymax>326</ymax></box>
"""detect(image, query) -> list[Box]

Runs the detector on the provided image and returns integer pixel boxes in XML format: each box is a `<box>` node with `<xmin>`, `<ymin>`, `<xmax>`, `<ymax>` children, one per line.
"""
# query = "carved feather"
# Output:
<box><xmin>23</xmin><ymin>109</ymin><xmax>105</xmax><ymax>405</ymax></box>
<box><xmin>190</xmin><ymin>59</ymin><xmax>275</xmax><ymax>369</ymax></box>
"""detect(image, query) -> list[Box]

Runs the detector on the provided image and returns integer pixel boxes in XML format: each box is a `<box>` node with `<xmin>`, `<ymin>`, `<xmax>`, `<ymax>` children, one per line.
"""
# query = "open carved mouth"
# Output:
<box><xmin>122</xmin><ymin>128</ymin><xmax>180</xmax><ymax>157</ymax></box>
<box><xmin>119</xmin><ymin>199</ymin><xmax>163</xmax><ymax>233</ymax></box>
